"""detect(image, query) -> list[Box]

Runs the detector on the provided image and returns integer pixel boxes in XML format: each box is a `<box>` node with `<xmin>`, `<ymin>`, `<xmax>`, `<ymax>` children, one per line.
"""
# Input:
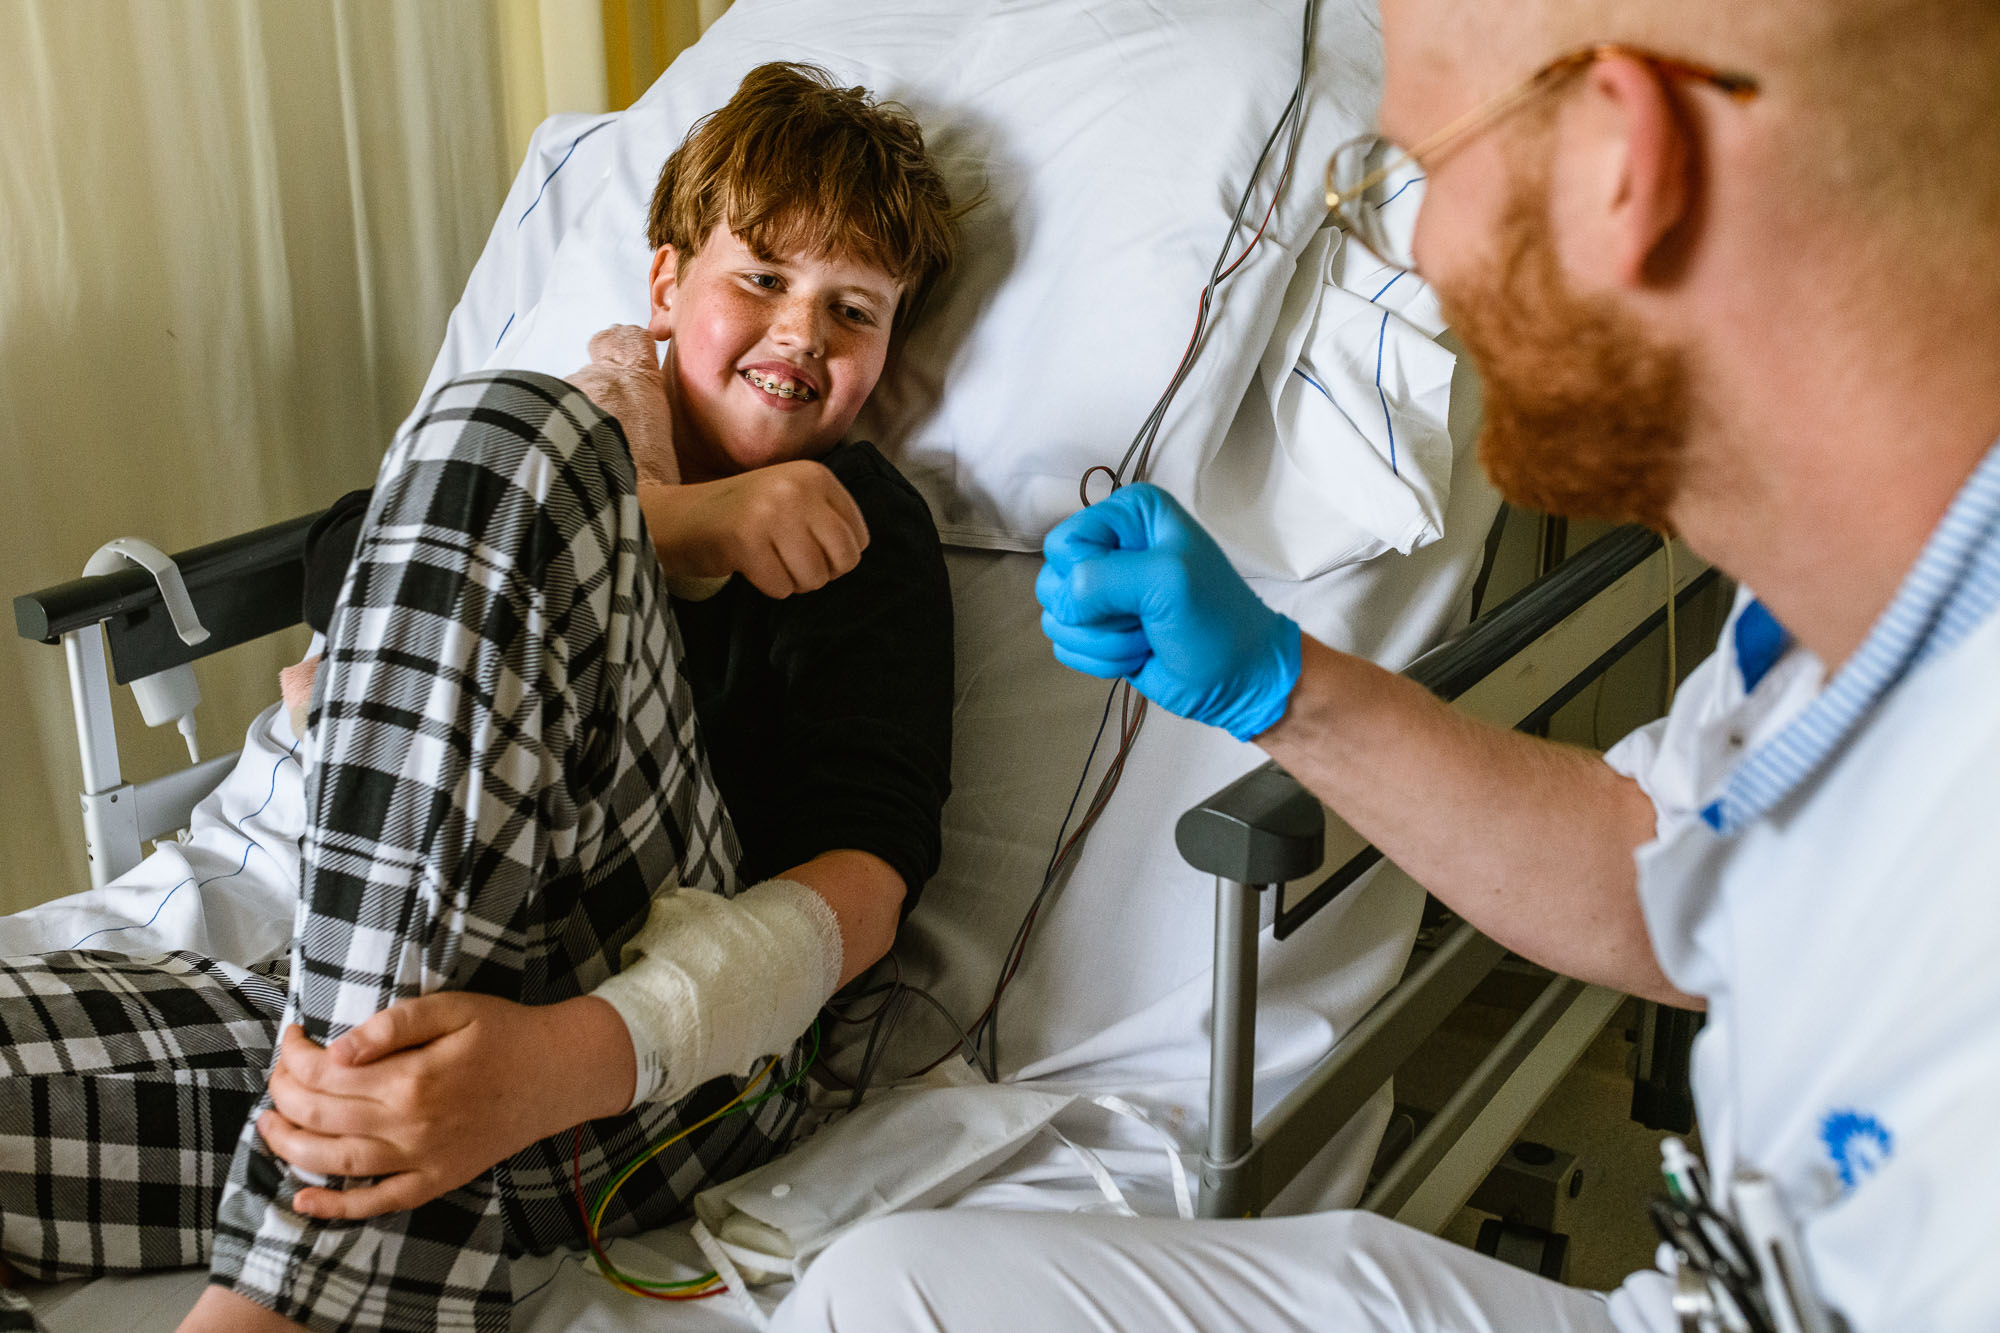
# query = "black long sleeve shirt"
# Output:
<box><xmin>664</xmin><ymin>440</ymin><xmax>953</xmax><ymax>905</ymax></box>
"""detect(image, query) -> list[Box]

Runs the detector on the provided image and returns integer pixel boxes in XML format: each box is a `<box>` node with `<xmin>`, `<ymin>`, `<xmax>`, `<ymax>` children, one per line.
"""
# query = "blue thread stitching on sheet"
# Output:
<box><xmin>69</xmin><ymin>736</ymin><xmax>302</xmax><ymax>951</ymax></box>
<box><xmin>493</xmin><ymin>311</ymin><xmax>516</xmax><ymax>350</ymax></box>
<box><xmin>1372</xmin><ymin>271</ymin><xmax>1404</xmax><ymax>302</ymax></box>
<box><xmin>1292</xmin><ymin>366</ymin><xmax>1335</xmax><ymax>403</ymax></box>
<box><xmin>1375</xmin><ymin>309</ymin><xmax>1397</xmax><ymax>474</ymax></box>
<box><xmin>516</xmin><ymin>120</ymin><xmax>612</xmax><ymax>229</ymax></box>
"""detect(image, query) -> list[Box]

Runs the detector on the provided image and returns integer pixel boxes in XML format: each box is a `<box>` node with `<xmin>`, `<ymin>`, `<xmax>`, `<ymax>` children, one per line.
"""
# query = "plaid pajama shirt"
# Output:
<box><xmin>0</xmin><ymin>372</ymin><xmax>810</xmax><ymax>1330</ymax></box>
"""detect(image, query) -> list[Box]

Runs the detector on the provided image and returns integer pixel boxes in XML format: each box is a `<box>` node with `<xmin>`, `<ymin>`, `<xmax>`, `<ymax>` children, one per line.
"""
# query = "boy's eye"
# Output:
<box><xmin>746</xmin><ymin>272</ymin><xmax>780</xmax><ymax>290</ymax></box>
<box><xmin>839</xmin><ymin>304</ymin><xmax>876</xmax><ymax>326</ymax></box>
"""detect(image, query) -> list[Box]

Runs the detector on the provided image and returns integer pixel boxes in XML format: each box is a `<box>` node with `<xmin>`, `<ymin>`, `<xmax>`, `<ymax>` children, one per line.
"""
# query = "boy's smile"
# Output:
<box><xmin>648</xmin><ymin>225</ymin><xmax>902</xmax><ymax>482</ymax></box>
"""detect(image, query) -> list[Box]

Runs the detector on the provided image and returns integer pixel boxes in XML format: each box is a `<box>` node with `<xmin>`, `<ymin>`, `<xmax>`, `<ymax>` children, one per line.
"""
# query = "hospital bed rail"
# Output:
<box><xmin>1178</xmin><ymin>525</ymin><xmax>1717</xmax><ymax>1221</ymax></box>
<box><xmin>15</xmin><ymin>510</ymin><xmax>322</xmax><ymax>887</ymax></box>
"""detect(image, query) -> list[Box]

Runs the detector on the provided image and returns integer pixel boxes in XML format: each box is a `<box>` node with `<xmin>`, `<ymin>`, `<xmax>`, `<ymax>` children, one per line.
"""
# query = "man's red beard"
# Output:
<box><xmin>1438</xmin><ymin>182</ymin><xmax>1689</xmax><ymax>532</ymax></box>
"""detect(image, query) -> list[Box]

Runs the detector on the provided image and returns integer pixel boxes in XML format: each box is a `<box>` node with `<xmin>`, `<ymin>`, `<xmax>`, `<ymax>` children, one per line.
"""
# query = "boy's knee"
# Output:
<box><xmin>372</xmin><ymin>371</ymin><xmax>638</xmax><ymax>554</ymax></box>
<box><xmin>401</xmin><ymin>371</ymin><xmax>632</xmax><ymax>495</ymax></box>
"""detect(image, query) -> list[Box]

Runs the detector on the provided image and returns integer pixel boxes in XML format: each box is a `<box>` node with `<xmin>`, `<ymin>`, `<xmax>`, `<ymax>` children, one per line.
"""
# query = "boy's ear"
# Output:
<box><xmin>646</xmin><ymin>245</ymin><xmax>680</xmax><ymax>341</ymax></box>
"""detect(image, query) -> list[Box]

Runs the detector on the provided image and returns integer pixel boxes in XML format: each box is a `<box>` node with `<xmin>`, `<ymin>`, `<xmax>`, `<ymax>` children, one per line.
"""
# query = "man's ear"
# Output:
<box><xmin>647</xmin><ymin>245</ymin><xmax>680</xmax><ymax>341</ymax></box>
<box><xmin>1577</xmin><ymin>54</ymin><xmax>1691</xmax><ymax>287</ymax></box>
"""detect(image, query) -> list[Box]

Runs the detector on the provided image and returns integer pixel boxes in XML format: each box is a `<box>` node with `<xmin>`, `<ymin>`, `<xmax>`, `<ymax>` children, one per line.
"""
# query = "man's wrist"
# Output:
<box><xmin>1256</xmin><ymin>632</ymin><xmax>1336</xmax><ymax>748</ymax></box>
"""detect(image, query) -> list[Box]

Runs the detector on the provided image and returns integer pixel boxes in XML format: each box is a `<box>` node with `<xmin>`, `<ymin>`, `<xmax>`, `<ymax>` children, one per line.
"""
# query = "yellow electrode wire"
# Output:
<box><xmin>584</xmin><ymin>1023</ymin><xmax>821</xmax><ymax>1298</ymax></box>
<box><xmin>588</xmin><ymin>1058</ymin><xmax>774</xmax><ymax>1296</ymax></box>
<box><xmin>1664</xmin><ymin>540</ymin><xmax>1679</xmax><ymax>708</ymax></box>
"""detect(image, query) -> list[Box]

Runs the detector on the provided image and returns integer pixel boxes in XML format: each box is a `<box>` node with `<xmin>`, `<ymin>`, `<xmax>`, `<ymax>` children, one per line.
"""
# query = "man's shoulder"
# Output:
<box><xmin>1816</xmin><ymin>607</ymin><xmax>2000</xmax><ymax>868</ymax></box>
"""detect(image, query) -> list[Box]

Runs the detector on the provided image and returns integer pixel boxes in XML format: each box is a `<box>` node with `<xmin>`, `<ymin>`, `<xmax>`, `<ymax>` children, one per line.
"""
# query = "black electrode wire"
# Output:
<box><xmin>1114</xmin><ymin>0</ymin><xmax>1319</xmax><ymax>490</ymax></box>
<box><xmin>1117</xmin><ymin>78</ymin><xmax>1302</xmax><ymax>483</ymax></box>
<box><xmin>971</xmin><ymin>0</ymin><xmax>1320</xmax><ymax>1084</ymax></box>
<box><xmin>837</xmin><ymin>0</ymin><xmax>1320</xmax><ymax>1099</ymax></box>
<box><xmin>900</xmin><ymin>983</ymin><xmax>986</xmax><ymax>1078</ymax></box>
<box><xmin>849</xmin><ymin>986</ymin><xmax>908</xmax><ymax>1107</ymax></box>
<box><xmin>974</xmin><ymin>680</ymin><xmax>1145</xmax><ymax>1079</ymax></box>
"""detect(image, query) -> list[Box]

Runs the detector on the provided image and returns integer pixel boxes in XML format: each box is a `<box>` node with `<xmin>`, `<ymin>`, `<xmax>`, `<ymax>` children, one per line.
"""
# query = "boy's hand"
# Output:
<box><xmin>566</xmin><ymin>324</ymin><xmax>679</xmax><ymax>484</ymax></box>
<box><xmin>258</xmin><ymin>993</ymin><xmax>634</xmax><ymax>1220</ymax></box>
<box><xmin>642</xmin><ymin>461</ymin><xmax>870</xmax><ymax>598</ymax></box>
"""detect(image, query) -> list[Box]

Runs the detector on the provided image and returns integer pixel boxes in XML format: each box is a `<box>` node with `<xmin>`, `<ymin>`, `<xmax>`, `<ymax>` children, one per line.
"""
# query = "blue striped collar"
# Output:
<box><xmin>1701</xmin><ymin>435</ymin><xmax>2000</xmax><ymax>834</ymax></box>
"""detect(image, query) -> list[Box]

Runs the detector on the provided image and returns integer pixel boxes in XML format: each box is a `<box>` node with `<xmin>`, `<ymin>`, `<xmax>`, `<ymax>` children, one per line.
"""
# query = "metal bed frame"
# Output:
<box><xmin>1180</xmin><ymin>524</ymin><xmax>1716</xmax><ymax>1222</ymax></box>
<box><xmin>17</xmin><ymin>514</ymin><xmax>1713</xmax><ymax>1240</ymax></box>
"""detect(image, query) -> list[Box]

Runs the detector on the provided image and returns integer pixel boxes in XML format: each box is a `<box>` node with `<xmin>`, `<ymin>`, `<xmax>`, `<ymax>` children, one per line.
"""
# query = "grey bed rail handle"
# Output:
<box><xmin>1174</xmin><ymin>763</ymin><xmax>1325</xmax><ymax>886</ymax></box>
<box><xmin>1175</xmin><ymin>525</ymin><xmax>1669</xmax><ymax>909</ymax></box>
<box><xmin>15</xmin><ymin>509</ymin><xmax>325</xmax><ymax>683</ymax></box>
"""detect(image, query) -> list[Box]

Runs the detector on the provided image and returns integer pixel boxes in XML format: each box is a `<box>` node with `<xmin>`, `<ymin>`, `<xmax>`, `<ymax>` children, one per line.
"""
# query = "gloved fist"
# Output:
<box><xmin>1035</xmin><ymin>483</ymin><xmax>1301</xmax><ymax>742</ymax></box>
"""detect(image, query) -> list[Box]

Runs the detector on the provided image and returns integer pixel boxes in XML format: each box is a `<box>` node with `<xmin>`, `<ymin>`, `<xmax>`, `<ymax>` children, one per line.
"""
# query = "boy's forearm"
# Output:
<box><xmin>1260</xmin><ymin>636</ymin><xmax>1697</xmax><ymax>1007</ymax></box>
<box><xmin>637</xmin><ymin>478</ymin><xmax>733</xmax><ymax>579</ymax></box>
<box><xmin>552</xmin><ymin>995</ymin><xmax>645</xmax><ymax>1121</ymax></box>
<box><xmin>536</xmin><ymin>852</ymin><xmax>896</xmax><ymax>1112</ymax></box>
<box><xmin>782</xmin><ymin>849</ymin><xmax>905</xmax><ymax>986</ymax></box>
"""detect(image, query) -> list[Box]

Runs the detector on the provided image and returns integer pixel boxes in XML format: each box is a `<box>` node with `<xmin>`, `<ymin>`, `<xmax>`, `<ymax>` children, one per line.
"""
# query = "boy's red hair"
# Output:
<box><xmin>647</xmin><ymin>62</ymin><xmax>958</xmax><ymax>329</ymax></box>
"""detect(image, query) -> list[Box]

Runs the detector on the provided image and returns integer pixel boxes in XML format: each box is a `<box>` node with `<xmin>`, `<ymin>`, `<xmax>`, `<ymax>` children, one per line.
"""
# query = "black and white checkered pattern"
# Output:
<box><xmin>0</xmin><ymin>373</ymin><xmax>809</xmax><ymax>1331</ymax></box>
<box><xmin>0</xmin><ymin>951</ymin><xmax>284</xmax><ymax>1280</ymax></box>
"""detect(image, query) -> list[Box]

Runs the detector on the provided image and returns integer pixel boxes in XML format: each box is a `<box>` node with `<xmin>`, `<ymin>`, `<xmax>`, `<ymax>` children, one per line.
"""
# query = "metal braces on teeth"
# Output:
<box><xmin>744</xmin><ymin>369</ymin><xmax>813</xmax><ymax>400</ymax></box>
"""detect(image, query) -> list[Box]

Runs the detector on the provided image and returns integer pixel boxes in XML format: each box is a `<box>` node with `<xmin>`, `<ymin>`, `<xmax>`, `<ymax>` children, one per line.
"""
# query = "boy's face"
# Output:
<box><xmin>648</xmin><ymin>225</ymin><xmax>903</xmax><ymax>481</ymax></box>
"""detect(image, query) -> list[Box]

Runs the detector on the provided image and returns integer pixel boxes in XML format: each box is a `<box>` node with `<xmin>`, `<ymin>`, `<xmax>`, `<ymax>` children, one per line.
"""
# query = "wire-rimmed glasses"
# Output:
<box><xmin>1325</xmin><ymin>43</ymin><xmax>1759</xmax><ymax>273</ymax></box>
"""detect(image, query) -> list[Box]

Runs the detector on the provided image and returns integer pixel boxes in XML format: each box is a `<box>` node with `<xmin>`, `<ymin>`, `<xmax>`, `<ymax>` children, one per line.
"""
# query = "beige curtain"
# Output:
<box><xmin>0</xmin><ymin>0</ymin><xmax>731</xmax><ymax>915</ymax></box>
<box><xmin>499</xmin><ymin>0</ymin><xmax>732</xmax><ymax>156</ymax></box>
<box><xmin>0</xmin><ymin>1</ymin><xmax>516</xmax><ymax>913</ymax></box>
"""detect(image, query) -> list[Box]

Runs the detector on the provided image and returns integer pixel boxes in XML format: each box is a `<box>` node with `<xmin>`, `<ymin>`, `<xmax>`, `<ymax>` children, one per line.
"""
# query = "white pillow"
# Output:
<box><xmin>425</xmin><ymin>0</ymin><xmax>1390</xmax><ymax>552</ymax></box>
<box><xmin>424</xmin><ymin>111</ymin><xmax>622</xmax><ymax>401</ymax></box>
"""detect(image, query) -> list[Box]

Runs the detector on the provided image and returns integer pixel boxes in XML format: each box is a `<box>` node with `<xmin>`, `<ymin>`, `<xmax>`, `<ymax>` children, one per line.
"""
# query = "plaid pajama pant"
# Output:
<box><xmin>0</xmin><ymin>372</ymin><xmax>810</xmax><ymax>1330</ymax></box>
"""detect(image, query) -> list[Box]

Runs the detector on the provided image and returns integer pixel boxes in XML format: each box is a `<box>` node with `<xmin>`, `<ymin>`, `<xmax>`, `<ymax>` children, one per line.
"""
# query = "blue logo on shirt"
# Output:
<box><xmin>1820</xmin><ymin>1109</ymin><xmax>1893</xmax><ymax>1193</ymax></box>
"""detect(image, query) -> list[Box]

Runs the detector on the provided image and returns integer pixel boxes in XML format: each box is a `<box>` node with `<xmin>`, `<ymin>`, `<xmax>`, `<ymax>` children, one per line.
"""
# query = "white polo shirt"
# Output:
<box><xmin>1602</xmin><ymin>441</ymin><xmax>2000</xmax><ymax>1332</ymax></box>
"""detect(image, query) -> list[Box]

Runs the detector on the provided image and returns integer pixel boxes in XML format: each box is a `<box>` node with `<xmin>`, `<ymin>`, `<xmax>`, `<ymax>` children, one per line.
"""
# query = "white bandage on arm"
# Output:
<box><xmin>591</xmin><ymin>878</ymin><xmax>844</xmax><ymax>1109</ymax></box>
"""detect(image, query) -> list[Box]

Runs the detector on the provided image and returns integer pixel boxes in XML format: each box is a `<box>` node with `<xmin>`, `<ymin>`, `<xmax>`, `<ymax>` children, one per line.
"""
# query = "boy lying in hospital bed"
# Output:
<box><xmin>0</xmin><ymin>61</ymin><xmax>958</xmax><ymax>1332</ymax></box>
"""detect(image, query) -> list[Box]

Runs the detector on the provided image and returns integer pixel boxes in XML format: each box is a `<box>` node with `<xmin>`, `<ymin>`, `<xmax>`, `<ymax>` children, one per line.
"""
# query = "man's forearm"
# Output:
<box><xmin>1260</xmin><ymin>636</ymin><xmax>1696</xmax><ymax>1007</ymax></box>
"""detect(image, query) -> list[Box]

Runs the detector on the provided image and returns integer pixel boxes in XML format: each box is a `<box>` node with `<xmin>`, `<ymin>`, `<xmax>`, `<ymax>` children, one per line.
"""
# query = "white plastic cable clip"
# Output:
<box><xmin>84</xmin><ymin>537</ymin><xmax>210</xmax><ymax>646</ymax></box>
<box><xmin>84</xmin><ymin>538</ymin><xmax>209</xmax><ymax>760</ymax></box>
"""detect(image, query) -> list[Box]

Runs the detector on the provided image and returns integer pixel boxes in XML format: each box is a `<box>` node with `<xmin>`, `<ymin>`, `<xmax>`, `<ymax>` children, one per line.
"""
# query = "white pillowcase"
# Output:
<box><xmin>1198</xmin><ymin>223</ymin><xmax>1458</xmax><ymax>580</ymax></box>
<box><xmin>422</xmin><ymin>0</ymin><xmax>1393</xmax><ymax>553</ymax></box>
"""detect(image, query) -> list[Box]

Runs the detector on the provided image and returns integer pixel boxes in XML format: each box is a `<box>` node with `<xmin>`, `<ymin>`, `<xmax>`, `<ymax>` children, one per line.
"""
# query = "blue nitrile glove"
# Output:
<box><xmin>1035</xmin><ymin>483</ymin><xmax>1302</xmax><ymax>742</ymax></box>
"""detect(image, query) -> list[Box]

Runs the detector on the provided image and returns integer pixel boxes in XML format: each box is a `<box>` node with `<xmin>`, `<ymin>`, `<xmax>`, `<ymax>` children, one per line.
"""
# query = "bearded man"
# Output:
<box><xmin>764</xmin><ymin>0</ymin><xmax>2000</xmax><ymax>1329</ymax></box>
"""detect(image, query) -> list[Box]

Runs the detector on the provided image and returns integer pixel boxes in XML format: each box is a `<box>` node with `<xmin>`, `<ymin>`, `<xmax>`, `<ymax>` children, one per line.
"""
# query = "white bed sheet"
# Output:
<box><xmin>0</xmin><ymin>703</ymin><xmax>305</xmax><ymax>966</ymax></box>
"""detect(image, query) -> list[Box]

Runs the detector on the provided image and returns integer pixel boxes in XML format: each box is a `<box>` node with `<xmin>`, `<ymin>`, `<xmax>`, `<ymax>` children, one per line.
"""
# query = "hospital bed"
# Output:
<box><xmin>8</xmin><ymin>0</ymin><xmax>1709</xmax><ymax>1324</ymax></box>
<box><xmin>12</xmin><ymin>520</ymin><xmax>1712</xmax><ymax>1322</ymax></box>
